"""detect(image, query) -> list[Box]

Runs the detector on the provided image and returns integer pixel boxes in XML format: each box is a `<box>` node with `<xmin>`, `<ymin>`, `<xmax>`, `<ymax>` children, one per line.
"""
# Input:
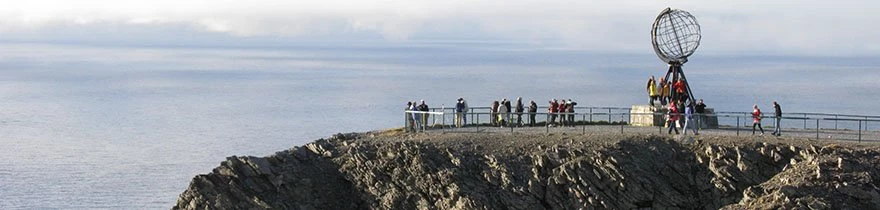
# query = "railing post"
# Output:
<box><xmin>736</xmin><ymin>116</ymin><xmax>740</xmax><ymax>136</ymax></box>
<box><xmin>816</xmin><ymin>119</ymin><xmax>820</xmax><ymax>140</ymax></box>
<box><xmin>620</xmin><ymin>114</ymin><xmax>624</xmax><ymax>134</ymax></box>
<box><xmin>608</xmin><ymin>108</ymin><xmax>612</xmax><ymax>122</ymax></box>
<box><xmin>835</xmin><ymin>115</ymin><xmax>838</xmax><ymax>130</ymax></box>
<box><xmin>589</xmin><ymin>108</ymin><xmax>593</xmax><ymax>122</ymax></box>
<box><xmin>803</xmin><ymin>114</ymin><xmax>807</xmax><ymax>129</ymax></box>
<box><xmin>859</xmin><ymin>120</ymin><xmax>862</xmax><ymax>143</ymax></box>
<box><xmin>582</xmin><ymin>114</ymin><xmax>586</xmax><ymax>134</ymax></box>
<box><xmin>442</xmin><ymin>112</ymin><xmax>445</xmax><ymax>133</ymax></box>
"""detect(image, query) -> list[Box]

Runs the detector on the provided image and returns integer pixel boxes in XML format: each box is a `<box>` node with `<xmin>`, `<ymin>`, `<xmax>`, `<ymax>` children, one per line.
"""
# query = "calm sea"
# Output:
<box><xmin>0</xmin><ymin>42</ymin><xmax>877</xmax><ymax>208</ymax></box>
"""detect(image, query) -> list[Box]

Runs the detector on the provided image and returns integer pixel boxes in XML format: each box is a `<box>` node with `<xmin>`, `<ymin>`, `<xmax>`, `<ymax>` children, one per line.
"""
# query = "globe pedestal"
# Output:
<box><xmin>629</xmin><ymin>104</ymin><xmax>718</xmax><ymax>128</ymax></box>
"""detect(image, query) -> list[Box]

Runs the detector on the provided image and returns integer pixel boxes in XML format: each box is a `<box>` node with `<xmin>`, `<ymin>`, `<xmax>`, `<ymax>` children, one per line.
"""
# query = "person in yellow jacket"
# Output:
<box><xmin>646</xmin><ymin>75</ymin><xmax>658</xmax><ymax>106</ymax></box>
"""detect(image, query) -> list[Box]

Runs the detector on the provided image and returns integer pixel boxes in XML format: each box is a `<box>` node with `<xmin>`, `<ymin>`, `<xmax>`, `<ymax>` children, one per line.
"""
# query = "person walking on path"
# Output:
<box><xmin>528</xmin><ymin>100</ymin><xmax>537</xmax><ymax>127</ymax></box>
<box><xmin>647</xmin><ymin>76</ymin><xmax>658</xmax><ymax>106</ymax></box>
<box><xmin>667</xmin><ymin>101</ymin><xmax>680</xmax><ymax>134</ymax></box>
<box><xmin>515</xmin><ymin>97</ymin><xmax>524</xmax><ymax>126</ymax></box>
<box><xmin>752</xmin><ymin>104</ymin><xmax>765</xmax><ymax>135</ymax></box>
<box><xmin>683</xmin><ymin>102</ymin><xmax>699</xmax><ymax>135</ymax></box>
<box><xmin>772</xmin><ymin>101</ymin><xmax>782</xmax><ymax>136</ymax></box>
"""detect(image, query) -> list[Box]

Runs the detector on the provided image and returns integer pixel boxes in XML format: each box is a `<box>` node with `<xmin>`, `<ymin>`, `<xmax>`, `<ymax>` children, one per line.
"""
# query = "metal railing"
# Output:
<box><xmin>405</xmin><ymin>108</ymin><xmax>880</xmax><ymax>143</ymax></box>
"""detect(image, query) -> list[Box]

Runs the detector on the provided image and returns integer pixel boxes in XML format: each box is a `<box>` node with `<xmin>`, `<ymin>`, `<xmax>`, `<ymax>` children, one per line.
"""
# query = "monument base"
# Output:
<box><xmin>630</xmin><ymin>105</ymin><xmax>718</xmax><ymax>128</ymax></box>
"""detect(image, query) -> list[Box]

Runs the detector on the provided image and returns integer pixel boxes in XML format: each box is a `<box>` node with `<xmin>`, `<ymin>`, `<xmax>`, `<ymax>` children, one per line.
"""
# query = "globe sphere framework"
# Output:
<box><xmin>651</xmin><ymin>8</ymin><xmax>701</xmax><ymax>64</ymax></box>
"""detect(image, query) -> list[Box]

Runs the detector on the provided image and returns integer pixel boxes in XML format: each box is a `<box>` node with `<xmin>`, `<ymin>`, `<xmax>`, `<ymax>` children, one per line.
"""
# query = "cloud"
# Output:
<box><xmin>1</xmin><ymin>0</ymin><xmax>879</xmax><ymax>55</ymax></box>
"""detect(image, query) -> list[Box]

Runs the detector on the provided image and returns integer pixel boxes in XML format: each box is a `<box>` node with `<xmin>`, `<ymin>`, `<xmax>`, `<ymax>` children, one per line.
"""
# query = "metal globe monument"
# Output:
<box><xmin>652</xmin><ymin>7</ymin><xmax>700</xmax><ymax>104</ymax></box>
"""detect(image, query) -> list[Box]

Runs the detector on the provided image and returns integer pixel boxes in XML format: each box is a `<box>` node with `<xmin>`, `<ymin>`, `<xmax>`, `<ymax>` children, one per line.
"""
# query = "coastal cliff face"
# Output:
<box><xmin>173</xmin><ymin>132</ymin><xmax>880</xmax><ymax>210</ymax></box>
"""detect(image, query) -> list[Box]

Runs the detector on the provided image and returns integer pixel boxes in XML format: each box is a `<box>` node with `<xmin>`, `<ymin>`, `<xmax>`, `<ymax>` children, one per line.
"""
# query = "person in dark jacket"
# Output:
<box><xmin>548</xmin><ymin>99</ymin><xmax>558</xmax><ymax>126</ymax></box>
<box><xmin>772</xmin><ymin>101</ymin><xmax>782</xmax><ymax>136</ymax></box>
<box><xmin>491</xmin><ymin>101</ymin><xmax>499</xmax><ymax>126</ymax></box>
<box><xmin>515</xmin><ymin>97</ymin><xmax>524</xmax><ymax>126</ymax></box>
<box><xmin>418</xmin><ymin>100</ymin><xmax>429</xmax><ymax>128</ymax></box>
<box><xmin>528</xmin><ymin>100</ymin><xmax>538</xmax><ymax>127</ymax></box>
<box><xmin>695</xmin><ymin>99</ymin><xmax>707</xmax><ymax>129</ymax></box>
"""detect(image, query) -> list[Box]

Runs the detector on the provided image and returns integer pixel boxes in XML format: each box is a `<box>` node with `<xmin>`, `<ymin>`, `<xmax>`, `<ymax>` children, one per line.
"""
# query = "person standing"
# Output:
<box><xmin>406</xmin><ymin>102</ymin><xmax>415</xmax><ymax>132</ymax></box>
<box><xmin>667</xmin><ymin>101</ymin><xmax>680</xmax><ymax>134</ymax></box>
<box><xmin>491</xmin><ymin>101</ymin><xmax>499</xmax><ymax>126</ymax></box>
<box><xmin>454</xmin><ymin>98</ymin><xmax>465</xmax><ymax>128</ymax></box>
<box><xmin>515</xmin><ymin>97</ymin><xmax>524</xmax><ymax>126</ymax></box>
<box><xmin>558</xmin><ymin>100</ymin><xmax>567</xmax><ymax>126</ymax></box>
<box><xmin>567</xmin><ymin>99</ymin><xmax>576</xmax><ymax>126</ymax></box>
<box><xmin>497</xmin><ymin>100</ymin><xmax>508</xmax><ymax>127</ymax></box>
<box><xmin>504</xmin><ymin>99</ymin><xmax>512</xmax><ymax>126</ymax></box>
<box><xmin>461</xmin><ymin>98</ymin><xmax>469</xmax><ymax>126</ymax></box>
<box><xmin>673</xmin><ymin>79</ymin><xmax>687</xmax><ymax>102</ymax></box>
<box><xmin>418</xmin><ymin>100</ymin><xmax>429</xmax><ymax>128</ymax></box>
<box><xmin>659</xmin><ymin>78</ymin><xmax>670</xmax><ymax>106</ymax></box>
<box><xmin>410</xmin><ymin>101</ymin><xmax>422</xmax><ymax>131</ymax></box>
<box><xmin>528</xmin><ymin>100</ymin><xmax>537</xmax><ymax>127</ymax></box>
<box><xmin>752</xmin><ymin>104</ymin><xmax>765</xmax><ymax>135</ymax></box>
<box><xmin>683</xmin><ymin>102</ymin><xmax>699</xmax><ymax>135</ymax></box>
<box><xmin>548</xmin><ymin>99</ymin><xmax>558</xmax><ymax>126</ymax></box>
<box><xmin>647</xmin><ymin>76</ymin><xmax>658</xmax><ymax>106</ymax></box>
<box><xmin>695</xmin><ymin>99</ymin><xmax>707</xmax><ymax>130</ymax></box>
<box><xmin>772</xmin><ymin>101</ymin><xmax>782</xmax><ymax>136</ymax></box>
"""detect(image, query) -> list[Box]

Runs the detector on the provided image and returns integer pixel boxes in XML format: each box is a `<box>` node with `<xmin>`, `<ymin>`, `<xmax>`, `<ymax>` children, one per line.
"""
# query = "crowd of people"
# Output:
<box><xmin>405</xmin><ymin>100</ymin><xmax>430</xmax><ymax>132</ymax></box>
<box><xmin>646</xmin><ymin>75</ymin><xmax>690</xmax><ymax>106</ymax></box>
<box><xmin>648</xmin><ymin>75</ymin><xmax>783</xmax><ymax>136</ymax></box>
<box><xmin>407</xmin><ymin>91</ymin><xmax>784</xmax><ymax>136</ymax></box>
<box><xmin>487</xmin><ymin>97</ymin><xmax>547</xmax><ymax>128</ymax></box>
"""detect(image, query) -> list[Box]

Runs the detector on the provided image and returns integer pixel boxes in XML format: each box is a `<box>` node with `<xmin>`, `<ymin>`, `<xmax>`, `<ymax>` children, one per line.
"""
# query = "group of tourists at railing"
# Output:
<box><xmin>405</xmin><ymin>100</ymin><xmax>430</xmax><ymax>132</ymax></box>
<box><xmin>546</xmin><ymin>98</ymin><xmax>577</xmax><ymax>127</ymax></box>
<box><xmin>405</xmin><ymin>94</ymin><xmax>783</xmax><ymax>136</ymax></box>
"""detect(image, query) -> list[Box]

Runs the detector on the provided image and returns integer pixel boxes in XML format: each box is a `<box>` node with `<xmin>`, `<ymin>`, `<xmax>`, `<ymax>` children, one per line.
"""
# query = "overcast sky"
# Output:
<box><xmin>1</xmin><ymin>0</ymin><xmax>879</xmax><ymax>55</ymax></box>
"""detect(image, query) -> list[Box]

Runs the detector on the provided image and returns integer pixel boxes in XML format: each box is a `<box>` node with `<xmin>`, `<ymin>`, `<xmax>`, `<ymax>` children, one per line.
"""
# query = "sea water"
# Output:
<box><xmin>0</xmin><ymin>42</ymin><xmax>877</xmax><ymax>208</ymax></box>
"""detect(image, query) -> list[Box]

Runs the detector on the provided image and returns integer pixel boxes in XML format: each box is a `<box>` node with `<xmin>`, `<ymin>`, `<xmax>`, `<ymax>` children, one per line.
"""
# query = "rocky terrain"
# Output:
<box><xmin>173</xmin><ymin>130</ymin><xmax>880</xmax><ymax>209</ymax></box>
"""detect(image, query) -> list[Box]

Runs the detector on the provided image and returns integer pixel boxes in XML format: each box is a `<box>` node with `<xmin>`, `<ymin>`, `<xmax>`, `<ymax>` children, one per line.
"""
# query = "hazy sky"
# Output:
<box><xmin>1</xmin><ymin>0</ymin><xmax>879</xmax><ymax>55</ymax></box>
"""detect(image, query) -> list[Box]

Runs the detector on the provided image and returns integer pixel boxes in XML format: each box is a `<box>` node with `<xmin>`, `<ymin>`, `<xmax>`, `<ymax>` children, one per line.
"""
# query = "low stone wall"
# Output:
<box><xmin>630</xmin><ymin>105</ymin><xmax>718</xmax><ymax>128</ymax></box>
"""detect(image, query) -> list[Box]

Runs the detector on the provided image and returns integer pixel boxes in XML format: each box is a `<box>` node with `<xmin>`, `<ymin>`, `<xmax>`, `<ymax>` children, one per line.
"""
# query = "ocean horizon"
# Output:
<box><xmin>1</xmin><ymin>42</ymin><xmax>878</xmax><ymax>208</ymax></box>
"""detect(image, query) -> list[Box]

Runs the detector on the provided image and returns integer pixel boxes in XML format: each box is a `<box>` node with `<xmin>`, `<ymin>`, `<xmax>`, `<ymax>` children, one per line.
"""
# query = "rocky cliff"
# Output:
<box><xmin>173</xmin><ymin>131</ymin><xmax>880</xmax><ymax>209</ymax></box>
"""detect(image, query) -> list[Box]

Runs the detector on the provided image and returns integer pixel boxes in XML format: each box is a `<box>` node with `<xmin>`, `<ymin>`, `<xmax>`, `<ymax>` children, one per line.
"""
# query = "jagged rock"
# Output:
<box><xmin>174</xmin><ymin>132</ymin><xmax>880</xmax><ymax>210</ymax></box>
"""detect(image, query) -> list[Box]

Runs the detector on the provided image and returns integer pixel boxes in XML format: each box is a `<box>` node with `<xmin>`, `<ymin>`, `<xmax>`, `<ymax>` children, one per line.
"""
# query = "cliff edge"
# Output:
<box><xmin>173</xmin><ymin>131</ymin><xmax>880</xmax><ymax>209</ymax></box>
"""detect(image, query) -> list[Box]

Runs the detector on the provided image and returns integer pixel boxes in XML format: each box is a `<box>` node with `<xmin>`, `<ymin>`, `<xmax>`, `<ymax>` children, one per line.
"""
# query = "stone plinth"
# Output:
<box><xmin>630</xmin><ymin>105</ymin><xmax>718</xmax><ymax>128</ymax></box>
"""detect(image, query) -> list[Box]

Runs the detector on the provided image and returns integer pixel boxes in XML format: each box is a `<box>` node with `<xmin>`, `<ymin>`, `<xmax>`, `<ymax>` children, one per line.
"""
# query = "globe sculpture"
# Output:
<box><xmin>651</xmin><ymin>7</ymin><xmax>701</xmax><ymax>104</ymax></box>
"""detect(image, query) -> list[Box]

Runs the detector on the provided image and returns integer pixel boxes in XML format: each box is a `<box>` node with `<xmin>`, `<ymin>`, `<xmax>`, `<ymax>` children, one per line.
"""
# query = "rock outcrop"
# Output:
<box><xmin>173</xmin><ymin>132</ymin><xmax>880</xmax><ymax>209</ymax></box>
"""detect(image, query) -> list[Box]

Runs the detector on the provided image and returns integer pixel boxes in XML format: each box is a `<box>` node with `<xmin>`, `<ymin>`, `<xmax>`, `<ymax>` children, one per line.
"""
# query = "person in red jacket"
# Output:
<box><xmin>667</xmin><ymin>100</ymin><xmax>680</xmax><ymax>134</ymax></box>
<box><xmin>752</xmin><ymin>104</ymin><xmax>765</xmax><ymax>135</ymax></box>
<box><xmin>558</xmin><ymin>100</ymin><xmax>567</xmax><ymax>126</ymax></box>
<box><xmin>673</xmin><ymin>79</ymin><xmax>688</xmax><ymax>102</ymax></box>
